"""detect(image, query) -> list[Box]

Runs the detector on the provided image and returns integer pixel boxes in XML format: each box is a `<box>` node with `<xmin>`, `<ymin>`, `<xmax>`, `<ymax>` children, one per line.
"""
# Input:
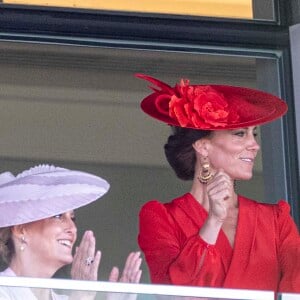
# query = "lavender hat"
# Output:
<box><xmin>0</xmin><ymin>164</ymin><xmax>110</xmax><ymax>227</ymax></box>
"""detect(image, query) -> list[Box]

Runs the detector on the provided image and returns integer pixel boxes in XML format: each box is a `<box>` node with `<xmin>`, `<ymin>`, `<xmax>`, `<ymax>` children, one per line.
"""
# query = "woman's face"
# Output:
<box><xmin>23</xmin><ymin>211</ymin><xmax>77</xmax><ymax>269</ymax></box>
<box><xmin>207</xmin><ymin>126</ymin><xmax>260</xmax><ymax>180</ymax></box>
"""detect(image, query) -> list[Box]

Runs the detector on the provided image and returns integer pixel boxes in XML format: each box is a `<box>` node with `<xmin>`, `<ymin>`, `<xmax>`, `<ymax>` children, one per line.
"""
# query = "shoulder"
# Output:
<box><xmin>138</xmin><ymin>194</ymin><xmax>190</xmax><ymax>228</ymax></box>
<box><xmin>257</xmin><ymin>199</ymin><xmax>291</xmax><ymax>217</ymax></box>
<box><xmin>0</xmin><ymin>268</ymin><xmax>15</xmax><ymax>277</ymax></box>
<box><xmin>239</xmin><ymin>195</ymin><xmax>291</xmax><ymax>218</ymax></box>
<box><xmin>139</xmin><ymin>194</ymin><xmax>189</xmax><ymax>216</ymax></box>
<box><xmin>239</xmin><ymin>195</ymin><xmax>289</xmax><ymax>209</ymax></box>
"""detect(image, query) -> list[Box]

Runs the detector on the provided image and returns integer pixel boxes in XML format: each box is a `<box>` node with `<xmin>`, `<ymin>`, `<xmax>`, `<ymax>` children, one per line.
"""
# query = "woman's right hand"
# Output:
<box><xmin>199</xmin><ymin>170</ymin><xmax>235</xmax><ymax>245</ymax></box>
<box><xmin>71</xmin><ymin>230</ymin><xmax>101</xmax><ymax>281</ymax></box>
<box><xmin>206</xmin><ymin>170</ymin><xmax>235</xmax><ymax>223</ymax></box>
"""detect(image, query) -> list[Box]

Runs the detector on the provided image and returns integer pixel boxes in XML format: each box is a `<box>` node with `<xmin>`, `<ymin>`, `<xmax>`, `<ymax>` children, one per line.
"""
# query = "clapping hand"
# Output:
<box><xmin>71</xmin><ymin>230</ymin><xmax>101</xmax><ymax>281</ymax></box>
<box><xmin>70</xmin><ymin>230</ymin><xmax>142</xmax><ymax>300</ymax></box>
<box><xmin>106</xmin><ymin>251</ymin><xmax>142</xmax><ymax>300</ymax></box>
<box><xmin>108</xmin><ymin>251</ymin><xmax>142</xmax><ymax>284</ymax></box>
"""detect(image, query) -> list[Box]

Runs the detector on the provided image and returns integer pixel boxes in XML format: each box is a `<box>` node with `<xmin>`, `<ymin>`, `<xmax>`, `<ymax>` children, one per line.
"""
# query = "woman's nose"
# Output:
<box><xmin>248</xmin><ymin>136</ymin><xmax>260</xmax><ymax>151</ymax></box>
<box><xmin>65</xmin><ymin>217</ymin><xmax>77</xmax><ymax>234</ymax></box>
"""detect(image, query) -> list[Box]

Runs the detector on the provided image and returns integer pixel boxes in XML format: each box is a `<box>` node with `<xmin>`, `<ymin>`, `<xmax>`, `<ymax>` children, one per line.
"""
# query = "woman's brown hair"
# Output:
<box><xmin>164</xmin><ymin>126</ymin><xmax>212</xmax><ymax>180</ymax></box>
<box><xmin>0</xmin><ymin>227</ymin><xmax>14</xmax><ymax>265</ymax></box>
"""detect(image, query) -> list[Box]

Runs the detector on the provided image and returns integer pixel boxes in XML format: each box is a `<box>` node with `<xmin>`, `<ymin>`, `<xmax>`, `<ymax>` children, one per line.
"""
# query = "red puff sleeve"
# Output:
<box><xmin>138</xmin><ymin>200</ymin><xmax>223</xmax><ymax>286</ymax></box>
<box><xmin>277</xmin><ymin>200</ymin><xmax>300</xmax><ymax>292</ymax></box>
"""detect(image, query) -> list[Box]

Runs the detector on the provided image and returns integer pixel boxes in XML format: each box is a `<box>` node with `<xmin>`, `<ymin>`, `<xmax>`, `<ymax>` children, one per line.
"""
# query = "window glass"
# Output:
<box><xmin>1</xmin><ymin>0</ymin><xmax>275</xmax><ymax>21</ymax></box>
<box><xmin>0</xmin><ymin>41</ymin><xmax>283</xmax><ymax>281</ymax></box>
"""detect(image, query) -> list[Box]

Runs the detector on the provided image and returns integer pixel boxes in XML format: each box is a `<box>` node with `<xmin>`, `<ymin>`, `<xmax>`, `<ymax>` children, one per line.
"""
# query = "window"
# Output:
<box><xmin>1</xmin><ymin>0</ymin><xmax>276</xmax><ymax>20</ymax></box>
<box><xmin>0</xmin><ymin>39</ymin><xmax>297</xmax><ymax>280</ymax></box>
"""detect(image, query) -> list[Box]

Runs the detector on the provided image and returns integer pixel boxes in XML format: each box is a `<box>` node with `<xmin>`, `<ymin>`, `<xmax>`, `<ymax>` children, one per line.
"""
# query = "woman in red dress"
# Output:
<box><xmin>136</xmin><ymin>74</ymin><xmax>300</xmax><ymax>293</ymax></box>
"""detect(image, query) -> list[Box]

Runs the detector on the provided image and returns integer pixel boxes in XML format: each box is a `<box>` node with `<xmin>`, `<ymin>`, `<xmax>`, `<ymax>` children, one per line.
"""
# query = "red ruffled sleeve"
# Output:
<box><xmin>277</xmin><ymin>200</ymin><xmax>300</xmax><ymax>292</ymax></box>
<box><xmin>138</xmin><ymin>200</ymin><xmax>224</xmax><ymax>286</ymax></box>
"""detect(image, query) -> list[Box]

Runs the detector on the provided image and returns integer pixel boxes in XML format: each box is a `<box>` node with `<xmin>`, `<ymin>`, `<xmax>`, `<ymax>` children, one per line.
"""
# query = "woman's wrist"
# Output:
<box><xmin>199</xmin><ymin>215</ymin><xmax>223</xmax><ymax>245</ymax></box>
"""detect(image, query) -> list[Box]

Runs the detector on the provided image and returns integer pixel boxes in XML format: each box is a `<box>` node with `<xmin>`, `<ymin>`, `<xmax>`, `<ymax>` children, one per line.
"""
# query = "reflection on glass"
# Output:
<box><xmin>0</xmin><ymin>41</ymin><xmax>279</xmax><ymax>283</ymax></box>
<box><xmin>1</xmin><ymin>0</ymin><xmax>275</xmax><ymax>21</ymax></box>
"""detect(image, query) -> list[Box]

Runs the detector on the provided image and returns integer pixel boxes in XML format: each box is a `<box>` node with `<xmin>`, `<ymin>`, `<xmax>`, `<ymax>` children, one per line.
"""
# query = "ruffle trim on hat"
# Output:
<box><xmin>0</xmin><ymin>183</ymin><xmax>108</xmax><ymax>203</ymax></box>
<box><xmin>0</xmin><ymin>164</ymin><xmax>110</xmax><ymax>227</ymax></box>
<box><xmin>0</xmin><ymin>172</ymin><xmax>15</xmax><ymax>186</ymax></box>
<box><xmin>16</xmin><ymin>164</ymin><xmax>66</xmax><ymax>178</ymax></box>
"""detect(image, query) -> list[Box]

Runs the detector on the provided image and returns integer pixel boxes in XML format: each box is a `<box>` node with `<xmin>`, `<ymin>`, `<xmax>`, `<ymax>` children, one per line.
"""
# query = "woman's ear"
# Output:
<box><xmin>11</xmin><ymin>225</ymin><xmax>25</xmax><ymax>239</ymax></box>
<box><xmin>193</xmin><ymin>138</ymin><xmax>210</xmax><ymax>156</ymax></box>
<box><xmin>11</xmin><ymin>225</ymin><xmax>28</xmax><ymax>251</ymax></box>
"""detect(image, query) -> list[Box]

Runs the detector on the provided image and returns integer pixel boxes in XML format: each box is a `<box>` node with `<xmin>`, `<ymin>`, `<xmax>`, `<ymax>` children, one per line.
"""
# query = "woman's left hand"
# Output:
<box><xmin>108</xmin><ymin>251</ymin><xmax>142</xmax><ymax>283</ymax></box>
<box><xmin>71</xmin><ymin>230</ymin><xmax>101</xmax><ymax>281</ymax></box>
<box><xmin>106</xmin><ymin>252</ymin><xmax>142</xmax><ymax>300</ymax></box>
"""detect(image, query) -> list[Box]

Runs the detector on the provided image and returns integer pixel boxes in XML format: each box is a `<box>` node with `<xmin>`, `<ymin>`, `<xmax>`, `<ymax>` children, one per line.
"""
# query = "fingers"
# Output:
<box><xmin>120</xmin><ymin>251</ymin><xmax>142</xmax><ymax>283</ymax></box>
<box><xmin>89</xmin><ymin>250</ymin><xmax>101</xmax><ymax>280</ymax></box>
<box><xmin>132</xmin><ymin>269</ymin><xmax>142</xmax><ymax>283</ymax></box>
<box><xmin>208</xmin><ymin>170</ymin><xmax>234</xmax><ymax>199</ymax></box>
<box><xmin>71</xmin><ymin>234</ymin><xmax>142</xmax><ymax>285</ymax></box>
<box><xmin>108</xmin><ymin>252</ymin><xmax>142</xmax><ymax>283</ymax></box>
<box><xmin>71</xmin><ymin>230</ymin><xmax>100</xmax><ymax>281</ymax></box>
<box><xmin>78</xmin><ymin>231</ymin><xmax>96</xmax><ymax>262</ymax></box>
<box><xmin>206</xmin><ymin>170</ymin><xmax>235</xmax><ymax>221</ymax></box>
<box><xmin>108</xmin><ymin>266</ymin><xmax>120</xmax><ymax>282</ymax></box>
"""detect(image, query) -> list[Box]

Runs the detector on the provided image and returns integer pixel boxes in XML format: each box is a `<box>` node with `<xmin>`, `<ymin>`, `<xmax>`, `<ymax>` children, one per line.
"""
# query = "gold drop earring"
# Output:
<box><xmin>198</xmin><ymin>157</ymin><xmax>214</xmax><ymax>184</ymax></box>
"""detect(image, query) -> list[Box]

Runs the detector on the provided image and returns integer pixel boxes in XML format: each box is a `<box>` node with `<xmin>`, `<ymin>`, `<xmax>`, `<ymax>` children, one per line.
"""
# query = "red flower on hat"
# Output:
<box><xmin>168</xmin><ymin>79</ymin><xmax>240</xmax><ymax>128</ymax></box>
<box><xmin>136</xmin><ymin>73</ymin><xmax>288</xmax><ymax>130</ymax></box>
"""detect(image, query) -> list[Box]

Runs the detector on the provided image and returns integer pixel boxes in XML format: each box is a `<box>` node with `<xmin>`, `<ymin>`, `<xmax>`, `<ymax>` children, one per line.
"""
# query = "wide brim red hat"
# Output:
<box><xmin>136</xmin><ymin>73</ymin><xmax>288</xmax><ymax>130</ymax></box>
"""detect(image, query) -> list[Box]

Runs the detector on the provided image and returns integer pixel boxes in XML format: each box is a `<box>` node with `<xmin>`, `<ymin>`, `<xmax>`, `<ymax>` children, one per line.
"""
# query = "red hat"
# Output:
<box><xmin>136</xmin><ymin>73</ymin><xmax>288</xmax><ymax>130</ymax></box>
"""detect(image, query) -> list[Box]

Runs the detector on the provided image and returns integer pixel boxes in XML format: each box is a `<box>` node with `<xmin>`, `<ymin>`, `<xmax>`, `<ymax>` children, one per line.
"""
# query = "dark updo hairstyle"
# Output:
<box><xmin>164</xmin><ymin>126</ymin><xmax>212</xmax><ymax>180</ymax></box>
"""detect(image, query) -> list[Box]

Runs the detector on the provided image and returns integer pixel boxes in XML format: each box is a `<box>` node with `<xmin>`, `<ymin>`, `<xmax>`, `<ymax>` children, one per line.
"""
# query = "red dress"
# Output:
<box><xmin>138</xmin><ymin>193</ymin><xmax>300</xmax><ymax>292</ymax></box>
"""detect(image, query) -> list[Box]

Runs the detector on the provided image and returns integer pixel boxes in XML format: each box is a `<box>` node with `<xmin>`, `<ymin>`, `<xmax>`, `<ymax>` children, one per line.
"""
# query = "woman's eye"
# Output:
<box><xmin>234</xmin><ymin>131</ymin><xmax>245</xmax><ymax>137</ymax></box>
<box><xmin>52</xmin><ymin>213</ymin><xmax>76</xmax><ymax>223</ymax></box>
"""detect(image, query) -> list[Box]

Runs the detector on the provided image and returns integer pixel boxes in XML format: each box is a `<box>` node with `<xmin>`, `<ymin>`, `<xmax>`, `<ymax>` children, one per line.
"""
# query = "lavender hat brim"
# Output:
<box><xmin>0</xmin><ymin>165</ymin><xmax>110</xmax><ymax>227</ymax></box>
